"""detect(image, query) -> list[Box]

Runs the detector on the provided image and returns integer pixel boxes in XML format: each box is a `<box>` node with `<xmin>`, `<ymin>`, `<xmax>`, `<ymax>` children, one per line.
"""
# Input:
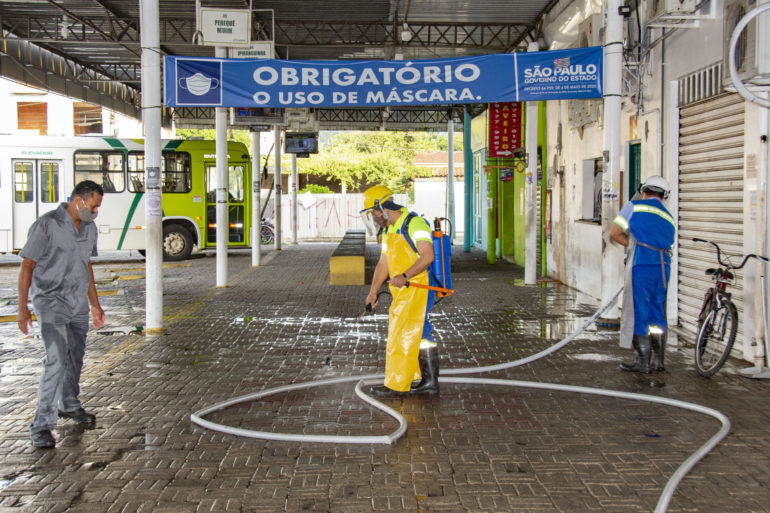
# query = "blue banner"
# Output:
<box><xmin>164</xmin><ymin>47</ymin><xmax>603</xmax><ymax>108</ymax></box>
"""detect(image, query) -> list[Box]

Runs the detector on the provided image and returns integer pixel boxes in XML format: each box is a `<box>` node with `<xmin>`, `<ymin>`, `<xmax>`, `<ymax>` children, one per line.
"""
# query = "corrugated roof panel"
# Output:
<box><xmin>0</xmin><ymin>0</ymin><xmax>556</xmax><ymax>123</ymax></box>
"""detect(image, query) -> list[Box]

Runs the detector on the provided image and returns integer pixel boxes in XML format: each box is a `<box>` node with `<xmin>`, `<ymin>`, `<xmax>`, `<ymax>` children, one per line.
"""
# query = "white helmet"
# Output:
<box><xmin>640</xmin><ymin>175</ymin><xmax>670</xmax><ymax>199</ymax></box>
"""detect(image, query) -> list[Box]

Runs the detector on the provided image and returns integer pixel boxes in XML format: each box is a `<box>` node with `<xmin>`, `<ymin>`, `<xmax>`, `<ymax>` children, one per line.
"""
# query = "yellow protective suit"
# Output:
<box><xmin>384</xmin><ymin>226</ymin><xmax>429</xmax><ymax>391</ymax></box>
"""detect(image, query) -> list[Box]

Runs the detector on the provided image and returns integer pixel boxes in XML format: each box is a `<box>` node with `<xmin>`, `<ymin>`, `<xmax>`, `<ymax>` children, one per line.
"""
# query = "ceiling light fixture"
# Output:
<box><xmin>401</xmin><ymin>22</ymin><xmax>412</xmax><ymax>42</ymax></box>
<box><xmin>60</xmin><ymin>16</ymin><xmax>70</xmax><ymax>39</ymax></box>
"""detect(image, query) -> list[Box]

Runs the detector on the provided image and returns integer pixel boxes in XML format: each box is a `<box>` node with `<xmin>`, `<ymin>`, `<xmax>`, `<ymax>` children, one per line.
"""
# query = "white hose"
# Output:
<box><xmin>727</xmin><ymin>4</ymin><xmax>770</xmax><ymax>109</ymax></box>
<box><xmin>191</xmin><ymin>287</ymin><xmax>731</xmax><ymax>513</ymax></box>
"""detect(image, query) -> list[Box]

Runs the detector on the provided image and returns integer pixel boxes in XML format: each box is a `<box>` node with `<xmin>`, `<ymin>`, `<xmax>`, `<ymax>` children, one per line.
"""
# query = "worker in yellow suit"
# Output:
<box><xmin>361</xmin><ymin>185</ymin><xmax>437</xmax><ymax>397</ymax></box>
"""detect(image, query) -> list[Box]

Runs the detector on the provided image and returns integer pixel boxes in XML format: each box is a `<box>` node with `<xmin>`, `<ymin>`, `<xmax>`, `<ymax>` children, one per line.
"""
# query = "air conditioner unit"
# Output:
<box><xmin>647</xmin><ymin>0</ymin><xmax>697</xmax><ymax>20</ymax></box>
<box><xmin>578</xmin><ymin>13</ymin><xmax>604</xmax><ymax>47</ymax></box>
<box><xmin>723</xmin><ymin>0</ymin><xmax>770</xmax><ymax>88</ymax></box>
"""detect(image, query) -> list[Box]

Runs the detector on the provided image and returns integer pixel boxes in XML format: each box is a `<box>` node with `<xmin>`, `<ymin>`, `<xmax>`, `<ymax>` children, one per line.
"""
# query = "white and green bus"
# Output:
<box><xmin>0</xmin><ymin>135</ymin><xmax>253</xmax><ymax>260</ymax></box>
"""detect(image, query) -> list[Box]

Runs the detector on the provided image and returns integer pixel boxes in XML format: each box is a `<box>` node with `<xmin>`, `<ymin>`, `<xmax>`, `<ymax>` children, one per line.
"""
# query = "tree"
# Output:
<box><xmin>175</xmin><ymin>128</ymin><xmax>254</xmax><ymax>151</ymax></box>
<box><xmin>174</xmin><ymin>128</ymin><xmax>463</xmax><ymax>194</ymax></box>
<box><xmin>298</xmin><ymin>131</ymin><xmax>461</xmax><ymax>193</ymax></box>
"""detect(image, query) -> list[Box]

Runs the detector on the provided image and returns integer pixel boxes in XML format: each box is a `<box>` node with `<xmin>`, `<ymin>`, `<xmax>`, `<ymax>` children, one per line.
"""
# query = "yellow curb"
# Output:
<box><xmin>98</xmin><ymin>290</ymin><xmax>119</xmax><ymax>296</ymax></box>
<box><xmin>117</xmin><ymin>275</ymin><xmax>144</xmax><ymax>281</ymax></box>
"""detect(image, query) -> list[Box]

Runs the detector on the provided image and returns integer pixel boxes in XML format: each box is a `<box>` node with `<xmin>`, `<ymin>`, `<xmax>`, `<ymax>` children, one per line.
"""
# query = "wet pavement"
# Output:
<box><xmin>0</xmin><ymin>244</ymin><xmax>769</xmax><ymax>513</ymax></box>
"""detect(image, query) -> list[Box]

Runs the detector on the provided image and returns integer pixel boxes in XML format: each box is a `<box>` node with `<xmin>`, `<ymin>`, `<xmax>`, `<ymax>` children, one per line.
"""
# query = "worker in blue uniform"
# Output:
<box><xmin>609</xmin><ymin>176</ymin><xmax>676</xmax><ymax>373</ymax></box>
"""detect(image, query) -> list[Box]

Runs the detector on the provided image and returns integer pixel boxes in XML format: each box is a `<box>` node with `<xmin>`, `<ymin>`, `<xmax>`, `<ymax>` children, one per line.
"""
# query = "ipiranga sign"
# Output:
<box><xmin>164</xmin><ymin>47</ymin><xmax>603</xmax><ymax>108</ymax></box>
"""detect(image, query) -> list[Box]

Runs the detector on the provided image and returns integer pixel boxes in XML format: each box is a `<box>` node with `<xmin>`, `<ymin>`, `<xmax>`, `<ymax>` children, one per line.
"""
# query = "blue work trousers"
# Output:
<box><xmin>421</xmin><ymin>290</ymin><xmax>436</xmax><ymax>345</ymax></box>
<box><xmin>631</xmin><ymin>264</ymin><xmax>670</xmax><ymax>336</ymax></box>
<box><xmin>30</xmin><ymin>314</ymin><xmax>89</xmax><ymax>434</ymax></box>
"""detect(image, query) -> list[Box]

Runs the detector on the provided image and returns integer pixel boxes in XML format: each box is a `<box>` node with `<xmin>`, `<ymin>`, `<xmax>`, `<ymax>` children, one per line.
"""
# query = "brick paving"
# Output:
<box><xmin>0</xmin><ymin>244</ymin><xmax>769</xmax><ymax>513</ymax></box>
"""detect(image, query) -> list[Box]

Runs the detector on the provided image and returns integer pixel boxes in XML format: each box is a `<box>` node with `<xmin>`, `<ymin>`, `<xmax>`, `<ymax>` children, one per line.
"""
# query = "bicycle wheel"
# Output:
<box><xmin>694</xmin><ymin>300</ymin><xmax>738</xmax><ymax>377</ymax></box>
<box><xmin>260</xmin><ymin>224</ymin><xmax>275</xmax><ymax>245</ymax></box>
<box><xmin>686</xmin><ymin>297</ymin><xmax>714</xmax><ymax>348</ymax></box>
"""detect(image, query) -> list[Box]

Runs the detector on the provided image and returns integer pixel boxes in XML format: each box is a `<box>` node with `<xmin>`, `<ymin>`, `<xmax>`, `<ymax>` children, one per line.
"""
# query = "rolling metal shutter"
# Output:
<box><xmin>677</xmin><ymin>93</ymin><xmax>745</xmax><ymax>351</ymax></box>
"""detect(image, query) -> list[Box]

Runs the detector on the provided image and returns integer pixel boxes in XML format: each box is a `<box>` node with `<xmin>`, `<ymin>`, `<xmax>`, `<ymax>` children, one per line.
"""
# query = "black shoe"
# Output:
<box><xmin>58</xmin><ymin>407</ymin><xmax>96</xmax><ymax>424</ymax></box>
<box><xmin>650</xmin><ymin>332</ymin><xmax>666</xmax><ymax>371</ymax></box>
<box><xmin>409</xmin><ymin>346</ymin><xmax>439</xmax><ymax>395</ymax></box>
<box><xmin>620</xmin><ymin>336</ymin><xmax>652</xmax><ymax>374</ymax></box>
<box><xmin>30</xmin><ymin>429</ymin><xmax>55</xmax><ymax>448</ymax></box>
<box><xmin>369</xmin><ymin>385</ymin><xmax>408</xmax><ymax>397</ymax></box>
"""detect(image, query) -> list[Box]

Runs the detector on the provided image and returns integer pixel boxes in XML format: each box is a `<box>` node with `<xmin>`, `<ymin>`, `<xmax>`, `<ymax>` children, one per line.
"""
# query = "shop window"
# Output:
<box><xmin>17</xmin><ymin>102</ymin><xmax>47</xmax><ymax>135</ymax></box>
<box><xmin>73</xmin><ymin>102</ymin><xmax>103</xmax><ymax>135</ymax></box>
<box><xmin>581</xmin><ymin>157</ymin><xmax>603</xmax><ymax>222</ymax></box>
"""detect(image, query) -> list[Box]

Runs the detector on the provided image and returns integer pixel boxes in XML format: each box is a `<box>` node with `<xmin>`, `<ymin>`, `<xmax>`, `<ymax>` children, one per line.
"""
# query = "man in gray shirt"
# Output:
<box><xmin>18</xmin><ymin>180</ymin><xmax>105</xmax><ymax>448</ymax></box>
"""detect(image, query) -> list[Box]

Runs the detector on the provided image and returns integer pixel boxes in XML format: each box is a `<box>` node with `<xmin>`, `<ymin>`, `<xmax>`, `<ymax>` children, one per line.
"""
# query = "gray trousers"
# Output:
<box><xmin>30</xmin><ymin>315</ymin><xmax>89</xmax><ymax>434</ymax></box>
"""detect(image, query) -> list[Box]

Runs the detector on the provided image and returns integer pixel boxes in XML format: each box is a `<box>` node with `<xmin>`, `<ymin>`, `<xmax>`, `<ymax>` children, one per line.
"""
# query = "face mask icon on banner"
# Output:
<box><xmin>179</xmin><ymin>73</ymin><xmax>220</xmax><ymax>96</ymax></box>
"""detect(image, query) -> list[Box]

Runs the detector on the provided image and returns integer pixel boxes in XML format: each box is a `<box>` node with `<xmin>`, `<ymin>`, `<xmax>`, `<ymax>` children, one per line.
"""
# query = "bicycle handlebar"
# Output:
<box><xmin>692</xmin><ymin>237</ymin><xmax>769</xmax><ymax>269</ymax></box>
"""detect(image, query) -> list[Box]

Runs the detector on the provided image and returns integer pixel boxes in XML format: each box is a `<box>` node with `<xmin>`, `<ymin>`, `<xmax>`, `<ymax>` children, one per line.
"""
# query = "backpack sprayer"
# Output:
<box><xmin>404</xmin><ymin>216</ymin><xmax>453</xmax><ymax>298</ymax></box>
<box><xmin>359</xmin><ymin>216</ymin><xmax>454</xmax><ymax>319</ymax></box>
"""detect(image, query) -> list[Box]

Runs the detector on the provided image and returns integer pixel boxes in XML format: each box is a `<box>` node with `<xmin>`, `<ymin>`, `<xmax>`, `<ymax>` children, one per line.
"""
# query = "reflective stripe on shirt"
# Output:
<box><xmin>613</xmin><ymin>215</ymin><xmax>629</xmax><ymax>230</ymax></box>
<box><xmin>632</xmin><ymin>204</ymin><xmax>675</xmax><ymax>227</ymax></box>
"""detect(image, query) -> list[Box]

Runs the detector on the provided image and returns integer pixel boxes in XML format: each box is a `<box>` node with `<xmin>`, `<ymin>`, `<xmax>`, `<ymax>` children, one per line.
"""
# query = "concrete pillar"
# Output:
<box><xmin>291</xmin><ymin>154</ymin><xmax>298</xmax><ymax>244</ymax></box>
<box><xmin>215</xmin><ymin>46</ymin><xmax>228</xmax><ymax>287</ymax></box>
<box><xmin>600</xmin><ymin>0</ymin><xmax>625</xmax><ymax>317</ymax></box>
<box><xmin>446</xmin><ymin>117</ymin><xmax>455</xmax><ymax>242</ymax></box>
<box><xmin>464</xmin><ymin>106</ymin><xmax>473</xmax><ymax>252</ymax></box>
<box><xmin>274</xmin><ymin>126</ymin><xmax>282</xmax><ymax>250</ymax></box>
<box><xmin>140</xmin><ymin>0</ymin><xmax>163</xmax><ymax>332</ymax></box>
<box><xmin>524</xmin><ymin>42</ymin><xmax>539</xmax><ymax>285</ymax></box>
<box><xmin>251</xmin><ymin>131</ymin><xmax>261</xmax><ymax>267</ymax></box>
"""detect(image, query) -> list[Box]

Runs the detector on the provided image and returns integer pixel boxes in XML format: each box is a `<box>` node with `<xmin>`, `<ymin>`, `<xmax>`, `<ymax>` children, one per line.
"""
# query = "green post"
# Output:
<box><xmin>487</xmin><ymin>168</ymin><xmax>497</xmax><ymax>264</ymax></box>
<box><xmin>497</xmin><ymin>160</ymin><xmax>503</xmax><ymax>259</ymax></box>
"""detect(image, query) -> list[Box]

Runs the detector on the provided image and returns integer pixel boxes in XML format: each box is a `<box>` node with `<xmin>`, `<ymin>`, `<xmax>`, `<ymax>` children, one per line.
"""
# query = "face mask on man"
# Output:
<box><xmin>75</xmin><ymin>197</ymin><xmax>98</xmax><ymax>223</ymax></box>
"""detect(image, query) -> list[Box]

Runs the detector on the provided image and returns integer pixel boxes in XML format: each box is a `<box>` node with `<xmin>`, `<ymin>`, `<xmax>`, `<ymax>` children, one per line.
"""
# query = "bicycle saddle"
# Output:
<box><xmin>705</xmin><ymin>268</ymin><xmax>733</xmax><ymax>279</ymax></box>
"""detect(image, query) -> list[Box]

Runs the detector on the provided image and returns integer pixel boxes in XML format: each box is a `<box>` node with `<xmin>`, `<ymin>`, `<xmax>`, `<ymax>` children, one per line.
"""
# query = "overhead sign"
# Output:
<box><xmin>198</xmin><ymin>8</ymin><xmax>250</xmax><ymax>46</ymax></box>
<box><xmin>229</xmin><ymin>42</ymin><xmax>274</xmax><ymax>59</ymax></box>
<box><xmin>231</xmin><ymin>107</ymin><xmax>287</xmax><ymax>126</ymax></box>
<box><xmin>164</xmin><ymin>47</ymin><xmax>603</xmax><ymax>108</ymax></box>
<box><xmin>488</xmin><ymin>102</ymin><xmax>522</xmax><ymax>158</ymax></box>
<box><xmin>230</xmin><ymin>42</ymin><xmax>276</xmax><ymax>125</ymax></box>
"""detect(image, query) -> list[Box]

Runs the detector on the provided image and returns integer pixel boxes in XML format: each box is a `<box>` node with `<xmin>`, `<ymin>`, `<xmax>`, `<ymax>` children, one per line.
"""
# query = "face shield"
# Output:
<box><xmin>360</xmin><ymin>206</ymin><xmax>387</xmax><ymax>236</ymax></box>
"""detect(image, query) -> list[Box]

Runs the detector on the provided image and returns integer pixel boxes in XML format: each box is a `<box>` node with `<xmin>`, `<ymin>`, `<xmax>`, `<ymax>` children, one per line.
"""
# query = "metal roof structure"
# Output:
<box><xmin>0</xmin><ymin>0</ymin><xmax>559</xmax><ymax>130</ymax></box>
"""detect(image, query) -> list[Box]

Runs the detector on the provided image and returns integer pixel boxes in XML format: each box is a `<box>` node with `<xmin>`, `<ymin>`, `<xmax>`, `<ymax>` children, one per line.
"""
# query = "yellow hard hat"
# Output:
<box><xmin>361</xmin><ymin>185</ymin><xmax>393</xmax><ymax>213</ymax></box>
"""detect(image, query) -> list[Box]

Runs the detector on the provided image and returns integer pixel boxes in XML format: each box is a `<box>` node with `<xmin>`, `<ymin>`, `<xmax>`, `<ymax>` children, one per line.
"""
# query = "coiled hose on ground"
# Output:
<box><xmin>191</xmin><ymin>288</ymin><xmax>730</xmax><ymax>513</ymax></box>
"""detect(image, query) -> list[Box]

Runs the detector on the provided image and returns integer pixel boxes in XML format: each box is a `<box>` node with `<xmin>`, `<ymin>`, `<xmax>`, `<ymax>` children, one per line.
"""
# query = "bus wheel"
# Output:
<box><xmin>163</xmin><ymin>224</ymin><xmax>193</xmax><ymax>261</ymax></box>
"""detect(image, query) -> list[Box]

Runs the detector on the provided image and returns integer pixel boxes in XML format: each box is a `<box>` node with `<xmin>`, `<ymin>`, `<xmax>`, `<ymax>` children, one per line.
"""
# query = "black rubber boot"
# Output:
<box><xmin>650</xmin><ymin>332</ymin><xmax>666</xmax><ymax>371</ymax></box>
<box><xmin>620</xmin><ymin>336</ymin><xmax>651</xmax><ymax>374</ymax></box>
<box><xmin>369</xmin><ymin>385</ymin><xmax>408</xmax><ymax>398</ymax></box>
<box><xmin>409</xmin><ymin>346</ymin><xmax>439</xmax><ymax>395</ymax></box>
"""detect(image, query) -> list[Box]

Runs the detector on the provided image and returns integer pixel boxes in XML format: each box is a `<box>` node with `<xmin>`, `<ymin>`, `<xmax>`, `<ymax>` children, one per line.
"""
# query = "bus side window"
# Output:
<box><xmin>128</xmin><ymin>152</ymin><xmax>145</xmax><ymax>193</ymax></box>
<box><xmin>13</xmin><ymin>161</ymin><xmax>34</xmax><ymax>203</ymax></box>
<box><xmin>162</xmin><ymin>151</ymin><xmax>192</xmax><ymax>193</ymax></box>
<box><xmin>228</xmin><ymin>165</ymin><xmax>245</xmax><ymax>202</ymax></box>
<box><xmin>74</xmin><ymin>151</ymin><xmax>125</xmax><ymax>193</ymax></box>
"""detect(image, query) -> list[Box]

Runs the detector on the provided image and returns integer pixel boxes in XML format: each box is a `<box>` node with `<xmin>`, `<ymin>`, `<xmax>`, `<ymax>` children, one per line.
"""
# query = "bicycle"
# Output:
<box><xmin>260</xmin><ymin>218</ymin><xmax>275</xmax><ymax>245</ymax></box>
<box><xmin>692</xmin><ymin>238</ymin><xmax>768</xmax><ymax>377</ymax></box>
